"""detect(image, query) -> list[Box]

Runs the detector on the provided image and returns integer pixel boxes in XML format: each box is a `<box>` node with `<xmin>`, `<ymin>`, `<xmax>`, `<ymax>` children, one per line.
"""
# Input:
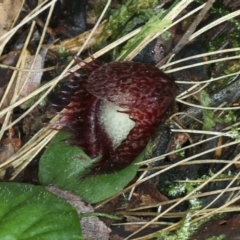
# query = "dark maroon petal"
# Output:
<box><xmin>59</xmin><ymin>83</ymin><xmax>102</xmax><ymax>158</ymax></box>
<box><xmin>86</xmin><ymin>62</ymin><xmax>176</xmax><ymax>110</ymax></box>
<box><xmin>59</xmin><ymin>61</ymin><xmax>177</xmax><ymax>174</ymax></box>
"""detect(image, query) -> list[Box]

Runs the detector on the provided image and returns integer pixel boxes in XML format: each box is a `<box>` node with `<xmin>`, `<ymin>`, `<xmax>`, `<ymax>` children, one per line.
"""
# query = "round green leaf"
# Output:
<box><xmin>39</xmin><ymin>132</ymin><xmax>144</xmax><ymax>204</ymax></box>
<box><xmin>0</xmin><ymin>182</ymin><xmax>82</xmax><ymax>240</ymax></box>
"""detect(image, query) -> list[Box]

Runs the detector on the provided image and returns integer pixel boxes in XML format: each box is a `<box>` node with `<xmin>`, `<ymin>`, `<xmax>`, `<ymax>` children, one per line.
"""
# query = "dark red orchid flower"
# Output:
<box><xmin>58</xmin><ymin>61</ymin><xmax>177</xmax><ymax>174</ymax></box>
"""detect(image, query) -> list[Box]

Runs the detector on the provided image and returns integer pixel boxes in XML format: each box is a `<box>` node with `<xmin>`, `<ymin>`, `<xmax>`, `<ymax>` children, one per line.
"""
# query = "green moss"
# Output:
<box><xmin>155</xmin><ymin>212</ymin><xmax>201</xmax><ymax>240</ymax></box>
<box><xmin>205</xmin><ymin>235</ymin><xmax>225</xmax><ymax>240</ymax></box>
<box><xmin>175</xmin><ymin>143</ymin><xmax>185</xmax><ymax>157</ymax></box>
<box><xmin>200</xmin><ymin>90</ymin><xmax>221</xmax><ymax>130</ymax></box>
<box><xmin>58</xmin><ymin>45</ymin><xmax>72</xmax><ymax>62</ymax></box>
<box><xmin>166</xmin><ymin>181</ymin><xmax>202</xmax><ymax>210</ymax></box>
<box><xmin>96</xmin><ymin>0</ymin><xmax>159</xmax><ymax>49</ymax></box>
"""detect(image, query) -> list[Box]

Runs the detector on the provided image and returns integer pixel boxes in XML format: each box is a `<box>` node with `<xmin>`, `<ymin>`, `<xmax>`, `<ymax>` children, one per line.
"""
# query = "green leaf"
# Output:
<box><xmin>39</xmin><ymin>132</ymin><xmax>144</xmax><ymax>204</ymax></box>
<box><xmin>0</xmin><ymin>183</ymin><xmax>82</xmax><ymax>240</ymax></box>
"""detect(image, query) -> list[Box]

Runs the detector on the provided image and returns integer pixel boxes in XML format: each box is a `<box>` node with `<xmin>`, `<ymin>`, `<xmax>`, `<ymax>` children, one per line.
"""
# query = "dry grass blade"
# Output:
<box><xmin>0</xmin><ymin>0</ymin><xmax>113</xmax><ymax>178</ymax></box>
<box><xmin>118</xmin><ymin>0</ymin><xmax>196</xmax><ymax>62</ymax></box>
